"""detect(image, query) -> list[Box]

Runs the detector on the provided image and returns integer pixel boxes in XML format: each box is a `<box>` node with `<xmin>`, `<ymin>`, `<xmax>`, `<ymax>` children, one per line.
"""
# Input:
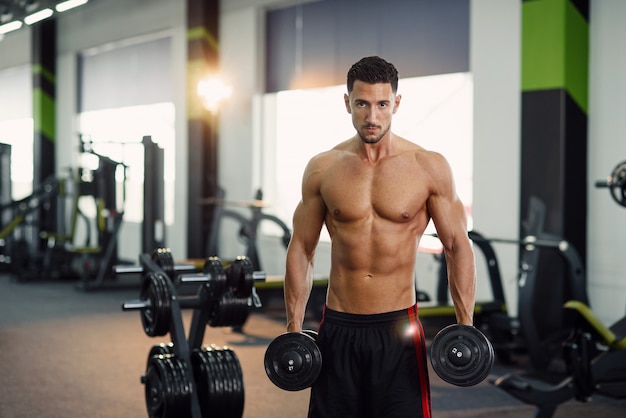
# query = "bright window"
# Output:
<box><xmin>77</xmin><ymin>102</ymin><xmax>176</xmax><ymax>224</ymax></box>
<box><xmin>258</xmin><ymin>72</ymin><xmax>473</xmax><ymax>251</ymax></box>
<box><xmin>0</xmin><ymin>118</ymin><xmax>34</xmax><ymax>200</ymax></box>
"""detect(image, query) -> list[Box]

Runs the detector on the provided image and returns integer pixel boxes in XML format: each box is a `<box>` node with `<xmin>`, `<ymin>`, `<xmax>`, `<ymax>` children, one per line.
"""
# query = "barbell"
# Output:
<box><xmin>264</xmin><ymin>324</ymin><xmax>494</xmax><ymax>391</ymax></box>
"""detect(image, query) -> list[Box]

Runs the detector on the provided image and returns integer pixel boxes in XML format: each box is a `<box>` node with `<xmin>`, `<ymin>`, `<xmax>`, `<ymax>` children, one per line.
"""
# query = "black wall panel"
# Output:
<box><xmin>266</xmin><ymin>0</ymin><xmax>469</xmax><ymax>92</ymax></box>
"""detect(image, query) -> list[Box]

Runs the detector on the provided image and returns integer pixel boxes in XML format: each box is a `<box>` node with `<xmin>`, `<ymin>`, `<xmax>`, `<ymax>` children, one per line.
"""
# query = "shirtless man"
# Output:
<box><xmin>284</xmin><ymin>56</ymin><xmax>476</xmax><ymax>418</ymax></box>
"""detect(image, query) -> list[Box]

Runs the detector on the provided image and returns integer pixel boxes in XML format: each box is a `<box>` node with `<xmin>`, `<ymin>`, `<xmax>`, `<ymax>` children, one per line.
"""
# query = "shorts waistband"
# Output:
<box><xmin>322</xmin><ymin>304</ymin><xmax>418</xmax><ymax>327</ymax></box>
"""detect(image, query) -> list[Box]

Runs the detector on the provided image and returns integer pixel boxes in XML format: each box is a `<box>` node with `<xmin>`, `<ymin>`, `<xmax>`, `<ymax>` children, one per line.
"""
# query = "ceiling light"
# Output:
<box><xmin>0</xmin><ymin>20</ymin><xmax>23</xmax><ymax>35</ymax></box>
<box><xmin>24</xmin><ymin>8</ymin><xmax>53</xmax><ymax>25</ymax></box>
<box><xmin>56</xmin><ymin>0</ymin><xmax>89</xmax><ymax>13</ymax></box>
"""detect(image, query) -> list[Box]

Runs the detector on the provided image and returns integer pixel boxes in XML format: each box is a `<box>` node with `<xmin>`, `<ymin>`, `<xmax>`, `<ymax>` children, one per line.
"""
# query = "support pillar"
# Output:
<box><xmin>186</xmin><ymin>0</ymin><xmax>219</xmax><ymax>258</ymax></box>
<box><xmin>520</xmin><ymin>0</ymin><xmax>589</xmax><ymax>258</ymax></box>
<box><xmin>519</xmin><ymin>0</ymin><xmax>589</xmax><ymax>364</ymax></box>
<box><xmin>31</xmin><ymin>18</ymin><xmax>57</xmax><ymax>247</ymax></box>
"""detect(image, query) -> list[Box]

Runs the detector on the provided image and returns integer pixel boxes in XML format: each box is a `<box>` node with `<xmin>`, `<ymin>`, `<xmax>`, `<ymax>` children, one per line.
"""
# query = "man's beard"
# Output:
<box><xmin>358</xmin><ymin>125</ymin><xmax>390</xmax><ymax>144</ymax></box>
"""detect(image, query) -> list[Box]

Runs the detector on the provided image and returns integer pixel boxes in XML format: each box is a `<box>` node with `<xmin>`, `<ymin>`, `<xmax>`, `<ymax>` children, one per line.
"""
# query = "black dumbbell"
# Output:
<box><xmin>429</xmin><ymin>324</ymin><xmax>494</xmax><ymax>387</ymax></box>
<box><xmin>264</xmin><ymin>330</ymin><xmax>322</xmax><ymax>391</ymax></box>
<box><xmin>122</xmin><ymin>271</ymin><xmax>172</xmax><ymax>337</ymax></box>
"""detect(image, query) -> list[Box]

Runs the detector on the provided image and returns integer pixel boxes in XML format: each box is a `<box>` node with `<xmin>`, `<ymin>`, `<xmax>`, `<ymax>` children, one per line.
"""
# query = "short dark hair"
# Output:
<box><xmin>346</xmin><ymin>56</ymin><xmax>399</xmax><ymax>94</ymax></box>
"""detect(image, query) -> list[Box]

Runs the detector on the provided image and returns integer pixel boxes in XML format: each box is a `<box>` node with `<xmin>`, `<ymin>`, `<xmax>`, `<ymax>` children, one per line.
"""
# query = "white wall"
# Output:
<box><xmin>56</xmin><ymin>0</ymin><xmax>188</xmax><ymax>260</ymax></box>
<box><xmin>469</xmin><ymin>0</ymin><xmax>521</xmax><ymax>315</ymax></box>
<box><xmin>0</xmin><ymin>28</ymin><xmax>30</xmax><ymax>68</ymax></box>
<box><xmin>587</xmin><ymin>0</ymin><xmax>626</xmax><ymax>324</ymax></box>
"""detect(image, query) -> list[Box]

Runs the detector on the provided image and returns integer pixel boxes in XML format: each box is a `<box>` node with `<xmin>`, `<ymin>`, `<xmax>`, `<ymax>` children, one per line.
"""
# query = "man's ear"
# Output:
<box><xmin>344</xmin><ymin>93</ymin><xmax>351</xmax><ymax>114</ymax></box>
<box><xmin>393</xmin><ymin>94</ymin><xmax>402</xmax><ymax>114</ymax></box>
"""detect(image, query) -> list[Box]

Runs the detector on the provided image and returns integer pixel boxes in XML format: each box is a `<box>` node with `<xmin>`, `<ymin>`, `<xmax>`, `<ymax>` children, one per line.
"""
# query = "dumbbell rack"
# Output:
<box><xmin>121</xmin><ymin>250</ymin><xmax>263</xmax><ymax>418</ymax></box>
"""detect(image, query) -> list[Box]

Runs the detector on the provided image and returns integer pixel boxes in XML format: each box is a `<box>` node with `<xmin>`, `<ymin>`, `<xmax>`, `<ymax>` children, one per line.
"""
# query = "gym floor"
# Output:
<box><xmin>0</xmin><ymin>273</ymin><xmax>625</xmax><ymax>418</ymax></box>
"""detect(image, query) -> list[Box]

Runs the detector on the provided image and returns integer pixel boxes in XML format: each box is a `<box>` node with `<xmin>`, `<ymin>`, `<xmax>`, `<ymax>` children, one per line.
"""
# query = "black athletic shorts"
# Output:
<box><xmin>308</xmin><ymin>304</ymin><xmax>431</xmax><ymax>418</ymax></box>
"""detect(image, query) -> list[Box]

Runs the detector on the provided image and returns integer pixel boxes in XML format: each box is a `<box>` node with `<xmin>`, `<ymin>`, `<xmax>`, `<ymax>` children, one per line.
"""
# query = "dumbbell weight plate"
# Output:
<box><xmin>208</xmin><ymin>289</ymin><xmax>250</xmax><ymax>328</ymax></box>
<box><xmin>161</xmin><ymin>355</ymin><xmax>192</xmax><ymax>417</ymax></box>
<box><xmin>227</xmin><ymin>256</ymin><xmax>254</xmax><ymax>298</ymax></box>
<box><xmin>203</xmin><ymin>256</ymin><xmax>227</xmax><ymax>296</ymax></box>
<box><xmin>610</xmin><ymin>161</ymin><xmax>626</xmax><ymax>207</ymax></box>
<box><xmin>264</xmin><ymin>331</ymin><xmax>322</xmax><ymax>391</ymax></box>
<box><xmin>151</xmin><ymin>248</ymin><xmax>175</xmax><ymax>279</ymax></box>
<box><xmin>192</xmin><ymin>346</ymin><xmax>240</xmax><ymax>418</ymax></box>
<box><xmin>429</xmin><ymin>324</ymin><xmax>494</xmax><ymax>387</ymax></box>
<box><xmin>144</xmin><ymin>355</ymin><xmax>177</xmax><ymax>418</ymax></box>
<box><xmin>162</xmin><ymin>356</ymin><xmax>182</xmax><ymax>414</ymax></box>
<box><xmin>145</xmin><ymin>343</ymin><xmax>174</xmax><ymax>371</ymax></box>
<box><xmin>222</xmin><ymin>348</ymin><xmax>245</xmax><ymax>417</ymax></box>
<box><xmin>302</xmin><ymin>330</ymin><xmax>318</xmax><ymax>341</ymax></box>
<box><xmin>170</xmin><ymin>355</ymin><xmax>192</xmax><ymax>417</ymax></box>
<box><xmin>140</xmin><ymin>272</ymin><xmax>172</xmax><ymax>337</ymax></box>
<box><xmin>191</xmin><ymin>349</ymin><xmax>213</xmax><ymax>417</ymax></box>
<box><xmin>216</xmin><ymin>348</ymin><xmax>239</xmax><ymax>418</ymax></box>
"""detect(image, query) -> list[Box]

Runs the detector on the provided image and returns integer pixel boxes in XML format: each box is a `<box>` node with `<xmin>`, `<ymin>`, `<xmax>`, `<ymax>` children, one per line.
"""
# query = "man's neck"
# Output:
<box><xmin>355</xmin><ymin>133</ymin><xmax>395</xmax><ymax>163</ymax></box>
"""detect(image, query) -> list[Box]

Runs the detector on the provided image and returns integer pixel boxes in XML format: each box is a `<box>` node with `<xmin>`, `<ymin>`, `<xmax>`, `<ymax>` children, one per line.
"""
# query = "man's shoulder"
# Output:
<box><xmin>397</xmin><ymin>138</ymin><xmax>445</xmax><ymax>163</ymax></box>
<box><xmin>309</xmin><ymin>140</ymin><xmax>354</xmax><ymax>164</ymax></box>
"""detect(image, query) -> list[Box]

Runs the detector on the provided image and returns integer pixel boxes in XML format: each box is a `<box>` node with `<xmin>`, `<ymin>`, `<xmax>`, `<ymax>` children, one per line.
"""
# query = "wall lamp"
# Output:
<box><xmin>197</xmin><ymin>76</ymin><xmax>232</xmax><ymax>115</ymax></box>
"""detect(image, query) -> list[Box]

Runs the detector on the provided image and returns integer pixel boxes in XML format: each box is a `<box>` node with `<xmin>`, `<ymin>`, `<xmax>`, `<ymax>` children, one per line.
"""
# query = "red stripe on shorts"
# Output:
<box><xmin>408</xmin><ymin>305</ymin><xmax>432</xmax><ymax>418</ymax></box>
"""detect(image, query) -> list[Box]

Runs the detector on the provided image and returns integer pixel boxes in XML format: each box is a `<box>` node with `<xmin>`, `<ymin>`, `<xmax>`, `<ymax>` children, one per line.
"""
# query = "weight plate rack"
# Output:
<box><xmin>120</xmin><ymin>248</ymin><xmax>264</xmax><ymax>418</ymax></box>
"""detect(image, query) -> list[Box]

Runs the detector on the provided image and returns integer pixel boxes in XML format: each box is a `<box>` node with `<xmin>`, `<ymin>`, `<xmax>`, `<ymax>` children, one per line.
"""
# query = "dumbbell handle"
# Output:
<box><xmin>122</xmin><ymin>296</ymin><xmax>204</xmax><ymax>311</ymax></box>
<box><xmin>596</xmin><ymin>177</ymin><xmax>625</xmax><ymax>188</ymax></box>
<box><xmin>178</xmin><ymin>270</ymin><xmax>267</xmax><ymax>284</ymax></box>
<box><xmin>178</xmin><ymin>273</ymin><xmax>212</xmax><ymax>283</ymax></box>
<box><xmin>114</xmin><ymin>263</ymin><xmax>197</xmax><ymax>275</ymax></box>
<box><xmin>122</xmin><ymin>299</ymin><xmax>151</xmax><ymax>311</ymax></box>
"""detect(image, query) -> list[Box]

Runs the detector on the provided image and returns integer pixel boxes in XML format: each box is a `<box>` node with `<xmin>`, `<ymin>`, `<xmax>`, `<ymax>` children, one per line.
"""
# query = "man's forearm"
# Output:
<box><xmin>284</xmin><ymin>254</ymin><xmax>314</xmax><ymax>332</ymax></box>
<box><xmin>446</xmin><ymin>245</ymin><xmax>476</xmax><ymax>325</ymax></box>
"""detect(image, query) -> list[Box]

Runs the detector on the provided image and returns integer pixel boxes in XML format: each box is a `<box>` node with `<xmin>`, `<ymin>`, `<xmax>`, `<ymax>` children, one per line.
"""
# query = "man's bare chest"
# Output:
<box><xmin>320</xmin><ymin>159</ymin><xmax>429</xmax><ymax>223</ymax></box>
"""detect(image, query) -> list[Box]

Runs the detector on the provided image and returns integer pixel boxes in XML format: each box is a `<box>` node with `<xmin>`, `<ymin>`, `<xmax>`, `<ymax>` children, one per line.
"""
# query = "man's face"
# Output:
<box><xmin>344</xmin><ymin>80</ymin><xmax>401</xmax><ymax>144</ymax></box>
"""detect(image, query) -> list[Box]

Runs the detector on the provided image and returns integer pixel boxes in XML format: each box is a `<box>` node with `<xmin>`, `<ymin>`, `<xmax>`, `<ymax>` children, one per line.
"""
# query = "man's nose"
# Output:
<box><xmin>365</xmin><ymin>108</ymin><xmax>378</xmax><ymax>123</ymax></box>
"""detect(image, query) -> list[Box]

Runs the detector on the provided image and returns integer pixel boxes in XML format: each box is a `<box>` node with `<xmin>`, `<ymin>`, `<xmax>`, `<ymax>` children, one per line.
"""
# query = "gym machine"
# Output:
<box><xmin>0</xmin><ymin>135</ymin><xmax>129</xmax><ymax>283</ymax></box>
<box><xmin>424</xmin><ymin>196</ymin><xmax>588</xmax><ymax>370</ymax></box>
<box><xmin>491</xmin><ymin>161</ymin><xmax>626</xmax><ymax>417</ymax></box>
<box><xmin>0</xmin><ymin>143</ymin><xmax>11</xmax><ymax>267</ymax></box>
<box><xmin>77</xmin><ymin>135</ymin><xmax>168</xmax><ymax>289</ymax></box>
<box><xmin>142</xmin><ymin>136</ymin><xmax>166</xmax><ymax>253</ymax></box>
<box><xmin>119</xmin><ymin>248</ymin><xmax>265</xmax><ymax>418</ymax></box>
<box><xmin>54</xmin><ymin>138</ymin><xmax>128</xmax><ymax>288</ymax></box>
<box><xmin>205</xmin><ymin>187</ymin><xmax>291</xmax><ymax>271</ymax></box>
<box><xmin>0</xmin><ymin>175</ymin><xmax>61</xmax><ymax>278</ymax></box>
<box><xmin>418</xmin><ymin>229</ymin><xmax>508</xmax><ymax>332</ymax></box>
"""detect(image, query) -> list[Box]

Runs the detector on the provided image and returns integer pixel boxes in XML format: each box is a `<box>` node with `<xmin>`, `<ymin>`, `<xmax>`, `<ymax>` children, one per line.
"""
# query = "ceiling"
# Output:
<box><xmin>0</xmin><ymin>0</ymin><xmax>90</xmax><ymax>33</ymax></box>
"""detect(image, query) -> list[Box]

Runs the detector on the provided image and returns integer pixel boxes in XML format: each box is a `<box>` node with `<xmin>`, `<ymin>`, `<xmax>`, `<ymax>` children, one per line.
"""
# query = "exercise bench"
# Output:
<box><xmin>491</xmin><ymin>300</ymin><xmax>626</xmax><ymax>418</ymax></box>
